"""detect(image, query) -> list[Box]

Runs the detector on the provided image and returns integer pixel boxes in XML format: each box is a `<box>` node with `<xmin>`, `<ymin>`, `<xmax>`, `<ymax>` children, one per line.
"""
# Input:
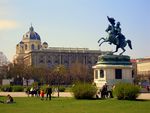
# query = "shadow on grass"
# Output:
<box><xmin>115</xmin><ymin>98</ymin><xmax>150</xmax><ymax>102</ymax></box>
<box><xmin>135</xmin><ymin>99</ymin><xmax>150</xmax><ymax>101</ymax></box>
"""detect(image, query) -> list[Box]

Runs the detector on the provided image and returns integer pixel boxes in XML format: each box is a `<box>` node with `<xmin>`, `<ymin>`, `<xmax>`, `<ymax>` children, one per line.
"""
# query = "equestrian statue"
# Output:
<box><xmin>98</xmin><ymin>16</ymin><xmax>132</xmax><ymax>55</ymax></box>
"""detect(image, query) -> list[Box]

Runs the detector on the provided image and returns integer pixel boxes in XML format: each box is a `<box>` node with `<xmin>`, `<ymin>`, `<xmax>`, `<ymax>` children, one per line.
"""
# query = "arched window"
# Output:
<box><xmin>31</xmin><ymin>44</ymin><xmax>34</xmax><ymax>50</ymax></box>
<box><xmin>38</xmin><ymin>45</ymin><xmax>40</xmax><ymax>50</ymax></box>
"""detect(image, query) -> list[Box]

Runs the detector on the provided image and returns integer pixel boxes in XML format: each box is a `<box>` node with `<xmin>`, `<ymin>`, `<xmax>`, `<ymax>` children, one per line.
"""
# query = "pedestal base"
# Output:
<box><xmin>93</xmin><ymin>55</ymin><xmax>133</xmax><ymax>89</ymax></box>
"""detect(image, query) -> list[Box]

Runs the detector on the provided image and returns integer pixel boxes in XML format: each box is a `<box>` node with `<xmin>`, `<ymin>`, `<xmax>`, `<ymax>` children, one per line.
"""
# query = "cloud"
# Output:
<box><xmin>0</xmin><ymin>20</ymin><xmax>20</xmax><ymax>30</ymax></box>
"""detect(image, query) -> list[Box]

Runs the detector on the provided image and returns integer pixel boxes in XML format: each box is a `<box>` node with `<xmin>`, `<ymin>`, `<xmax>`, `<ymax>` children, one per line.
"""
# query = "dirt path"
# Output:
<box><xmin>0</xmin><ymin>92</ymin><xmax>150</xmax><ymax>100</ymax></box>
<box><xmin>0</xmin><ymin>92</ymin><xmax>73</xmax><ymax>97</ymax></box>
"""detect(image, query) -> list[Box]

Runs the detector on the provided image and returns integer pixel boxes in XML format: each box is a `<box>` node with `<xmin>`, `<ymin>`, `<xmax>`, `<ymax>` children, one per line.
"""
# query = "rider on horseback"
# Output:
<box><xmin>107</xmin><ymin>16</ymin><xmax>125</xmax><ymax>46</ymax></box>
<box><xmin>115</xmin><ymin>22</ymin><xmax>125</xmax><ymax>46</ymax></box>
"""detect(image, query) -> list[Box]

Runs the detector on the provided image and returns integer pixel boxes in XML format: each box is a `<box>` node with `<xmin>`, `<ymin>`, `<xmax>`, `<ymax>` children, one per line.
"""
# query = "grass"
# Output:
<box><xmin>0</xmin><ymin>96</ymin><xmax>150</xmax><ymax>113</ymax></box>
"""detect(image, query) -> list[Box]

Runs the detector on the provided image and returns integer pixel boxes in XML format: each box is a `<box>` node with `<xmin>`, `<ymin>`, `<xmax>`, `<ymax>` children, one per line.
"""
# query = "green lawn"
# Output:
<box><xmin>0</xmin><ymin>97</ymin><xmax>150</xmax><ymax>113</ymax></box>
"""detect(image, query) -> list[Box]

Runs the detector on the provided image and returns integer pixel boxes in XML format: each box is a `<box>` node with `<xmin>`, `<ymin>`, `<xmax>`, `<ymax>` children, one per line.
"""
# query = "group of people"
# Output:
<box><xmin>40</xmin><ymin>85</ymin><xmax>52</xmax><ymax>100</ymax></box>
<box><xmin>27</xmin><ymin>85</ymin><xmax>52</xmax><ymax>100</ymax></box>
<box><xmin>26</xmin><ymin>86</ymin><xmax>40</xmax><ymax>97</ymax></box>
<box><xmin>0</xmin><ymin>85</ymin><xmax>52</xmax><ymax>104</ymax></box>
<box><xmin>96</xmin><ymin>83</ymin><xmax>114</xmax><ymax>99</ymax></box>
<box><xmin>26</xmin><ymin>85</ymin><xmax>52</xmax><ymax>100</ymax></box>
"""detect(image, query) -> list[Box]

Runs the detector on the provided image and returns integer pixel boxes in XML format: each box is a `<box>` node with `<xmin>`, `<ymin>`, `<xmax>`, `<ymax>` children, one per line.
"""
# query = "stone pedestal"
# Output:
<box><xmin>92</xmin><ymin>55</ymin><xmax>133</xmax><ymax>89</ymax></box>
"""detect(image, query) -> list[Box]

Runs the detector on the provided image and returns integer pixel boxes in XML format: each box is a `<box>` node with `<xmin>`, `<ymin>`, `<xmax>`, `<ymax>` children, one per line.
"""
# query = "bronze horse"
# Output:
<box><xmin>98</xmin><ymin>25</ymin><xmax>132</xmax><ymax>55</ymax></box>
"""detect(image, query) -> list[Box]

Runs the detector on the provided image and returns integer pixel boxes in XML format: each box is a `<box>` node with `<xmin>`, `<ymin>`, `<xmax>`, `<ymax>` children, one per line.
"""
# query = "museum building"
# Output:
<box><xmin>13</xmin><ymin>26</ymin><xmax>107</xmax><ymax>68</ymax></box>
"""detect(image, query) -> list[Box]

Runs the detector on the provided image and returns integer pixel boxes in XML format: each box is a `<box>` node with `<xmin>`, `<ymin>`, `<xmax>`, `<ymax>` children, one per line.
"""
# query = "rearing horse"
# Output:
<box><xmin>98</xmin><ymin>25</ymin><xmax>132</xmax><ymax>55</ymax></box>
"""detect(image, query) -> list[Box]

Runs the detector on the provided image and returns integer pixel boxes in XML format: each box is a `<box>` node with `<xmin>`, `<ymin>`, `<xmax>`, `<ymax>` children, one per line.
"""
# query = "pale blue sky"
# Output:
<box><xmin>0</xmin><ymin>0</ymin><xmax>150</xmax><ymax>61</ymax></box>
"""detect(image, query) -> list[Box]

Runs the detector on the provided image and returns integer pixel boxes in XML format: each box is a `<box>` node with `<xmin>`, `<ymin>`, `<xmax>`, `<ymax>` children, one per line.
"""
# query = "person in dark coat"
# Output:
<box><xmin>101</xmin><ymin>83</ymin><xmax>108</xmax><ymax>98</ymax></box>
<box><xmin>45</xmin><ymin>85</ymin><xmax>52</xmax><ymax>100</ymax></box>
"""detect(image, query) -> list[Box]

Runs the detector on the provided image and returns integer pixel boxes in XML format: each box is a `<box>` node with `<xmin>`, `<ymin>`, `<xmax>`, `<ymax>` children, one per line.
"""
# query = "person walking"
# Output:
<box><xmin>46</xmin><ymin>85</ymin><xmax>52</xmax><ymax>100</ymax></box>
<box><xmin>40</xmin><ymin>89</ymin><xmax>45</xmax><ymax>100</ymax></box>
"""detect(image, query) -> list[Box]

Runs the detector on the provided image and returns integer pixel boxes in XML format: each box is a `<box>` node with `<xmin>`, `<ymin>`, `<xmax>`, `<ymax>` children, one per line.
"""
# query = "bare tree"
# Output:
<box><xmin>53</xmin><ymin>65</ymin><xmax>67</xmax><ymax>97</ymax></box>
<box><xmin>69</xmin><ymin>61</ymin><xmax>93</xmax><ymax>83</ymax></box>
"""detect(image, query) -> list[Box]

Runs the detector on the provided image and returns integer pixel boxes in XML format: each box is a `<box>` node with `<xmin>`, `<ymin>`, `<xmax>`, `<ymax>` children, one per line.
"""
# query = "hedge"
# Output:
<box><xmin>72</xmin><ymin>83</ymin><xmax>97</xmax><ymax>99</ymax></box>
<box><xmin>113</xmin><ymin>82</ymin><xmax>140</xmax><ymax>100</ymax></box>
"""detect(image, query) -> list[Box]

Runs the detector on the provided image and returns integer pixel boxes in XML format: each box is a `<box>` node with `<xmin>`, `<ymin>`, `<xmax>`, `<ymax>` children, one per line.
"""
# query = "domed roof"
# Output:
<box><xmin>42</xmin><ymin>42</ymin><xmax>48</xmax><ymax>48</ymax></box>
<box><xmin>43</xmin><ymin>42</ymin><xmax>48</xmax><ymax>45</ymax></box>
<box><xmin>23</xmin><ymin>25</ymin><xmax>41</xmax><ymax>40</ymax></box>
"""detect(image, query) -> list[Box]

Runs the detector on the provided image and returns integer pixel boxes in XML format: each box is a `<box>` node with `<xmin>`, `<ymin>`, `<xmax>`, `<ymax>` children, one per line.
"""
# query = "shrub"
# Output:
<box><xmin>113</xmin><ymin>82</ymin><xmax>140</xmax><ymax>100</ymax></box>
<box><xmin>24</xmin><ymin>86</ymin><xmax>31</xmax><ymax>92</ymax></box>
<box><xmin>1</xmin><ymin>85</ymin><xmax>12</xmax><ymax>92</ymax></box>
<box><xmin>12</xmin><ymin>85</ymin><xmax>24</xmax><ymax>92</ymax></box>
<box><xmin>65</xmin><ymin>86</ymin><xmax>72</xmax><ymax>92</ymax></box>
<box><xmin>32</xmin><ymin>82</ymin><xmax>38</xmax><ymax>87</ymax></box>
<box><xmin>59</xmin><ymin>86</ymin><xmax>66</xmax><ymax>92</ymax></box>
<box><xmin>72</xmin><ymin>83</ymin><xmax>97</xmax><ymax>99</ymax></box>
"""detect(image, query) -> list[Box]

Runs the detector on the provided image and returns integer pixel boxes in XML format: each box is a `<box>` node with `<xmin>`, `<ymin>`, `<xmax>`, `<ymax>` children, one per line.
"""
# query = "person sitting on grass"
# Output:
<box><xmin>0</xmin><ymin>94</ymin><xmax>14</xmax><ymax>104</ymax></box>
<box><xmin>6</xmin><ymin>94</ymin><xmax>14</xmax><ymax>104</ymax></box>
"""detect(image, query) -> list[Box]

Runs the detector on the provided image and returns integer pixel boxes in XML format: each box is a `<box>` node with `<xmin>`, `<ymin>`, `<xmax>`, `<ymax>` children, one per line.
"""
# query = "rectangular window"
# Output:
<box><xmin>100</xmin><ymin>70</ymin><xmax>104</xmax><ymax>78</ymax></box>
<box><xmin>115</xmin><ymin>69</ymin><xmax>122</xmax><ymax>79</ymax></box>
<box><xmin>95</xmin><ymin>70</ymin><xmax>98</xmax><ymax>79</ymax></box>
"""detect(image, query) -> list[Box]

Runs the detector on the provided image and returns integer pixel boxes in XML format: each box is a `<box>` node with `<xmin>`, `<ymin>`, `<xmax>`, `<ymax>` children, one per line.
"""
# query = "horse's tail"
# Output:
<box><xmin>127</xmin><ymin>40</ymin><xmax>132</xmax><ymax>49</ymax></box>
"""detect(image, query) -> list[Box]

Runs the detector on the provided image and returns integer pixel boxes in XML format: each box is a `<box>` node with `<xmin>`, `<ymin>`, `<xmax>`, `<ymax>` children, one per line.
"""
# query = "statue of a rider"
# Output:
<box><xmin>107</xmin><ymin>16</ymin><xmax>125</xmax><ymax>46</ymax></box>
<box><xmin>98</xmin><ymin>16</ymin><xmax>132</xmax><ymax>55</ymax></box>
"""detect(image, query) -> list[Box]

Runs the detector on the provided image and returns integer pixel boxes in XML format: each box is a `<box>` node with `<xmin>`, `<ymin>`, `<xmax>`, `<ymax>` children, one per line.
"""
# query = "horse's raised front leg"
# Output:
<box><xmin>99</xmin><ymin>40</ymin><xmax>107</xmax><ymax>47</ymax></box>
<box><xmin>98</xmin><ymin>37</ymin><xmax>105</xmax><ymax>43</ymax></box>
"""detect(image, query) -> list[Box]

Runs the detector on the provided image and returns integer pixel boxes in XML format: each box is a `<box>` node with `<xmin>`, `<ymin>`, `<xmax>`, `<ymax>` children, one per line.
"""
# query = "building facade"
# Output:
<box><xmin>136</xmin><ymin>58</ymin><xmax>150</xmax><ymax>74</ymax></box>
<box><xmin>13</xmin><ymin>26</ymin><xmax>107</xmax><ymax>68</ymax></box>
<box><xmin>130</xmin><ymin>58</ymin><xmax>150</xmax><ymax>85</ymax></box>
<box><xmin>136</xmin><ymin>58</ymin><xmax>150</xmax><ymax>81</ymax></box>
